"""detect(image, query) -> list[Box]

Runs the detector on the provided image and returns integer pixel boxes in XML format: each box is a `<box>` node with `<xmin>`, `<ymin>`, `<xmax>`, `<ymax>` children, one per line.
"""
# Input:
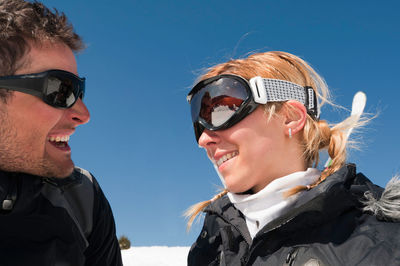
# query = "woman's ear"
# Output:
<box><xmin>283</xmin><ymin>100</ymin><xmax>307</xmax><ymax>137</ymax></box>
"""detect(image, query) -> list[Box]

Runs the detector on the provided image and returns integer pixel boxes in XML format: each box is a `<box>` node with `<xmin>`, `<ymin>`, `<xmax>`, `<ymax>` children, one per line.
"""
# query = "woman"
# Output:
<box><xmin>185</xmin><ymin>51</ymin><xmax>400</xmax><ymax>265</ymax></box>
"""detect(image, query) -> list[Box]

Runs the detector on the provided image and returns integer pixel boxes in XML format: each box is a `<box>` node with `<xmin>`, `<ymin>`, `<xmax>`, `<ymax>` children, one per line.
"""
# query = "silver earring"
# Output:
<box><xmin>289</xmin><ymin>128</ymin><xmax>292</xmax><ymax>139</ymax></box>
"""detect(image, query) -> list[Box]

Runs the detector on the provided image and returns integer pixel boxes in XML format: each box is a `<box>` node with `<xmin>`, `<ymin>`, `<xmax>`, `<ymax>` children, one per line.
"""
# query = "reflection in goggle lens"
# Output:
<box><xmin>200</xmin><ymin>94</ymin><xmax>244</xmax><ymax>126</ymax></box>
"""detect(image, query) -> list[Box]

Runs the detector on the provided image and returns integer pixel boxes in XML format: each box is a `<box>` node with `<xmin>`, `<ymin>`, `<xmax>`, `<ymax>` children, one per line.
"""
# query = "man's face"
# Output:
<box><xmin>0</xmin><ymin>42</ymin><xmax>90</xmax><ymax>178</ymax></box>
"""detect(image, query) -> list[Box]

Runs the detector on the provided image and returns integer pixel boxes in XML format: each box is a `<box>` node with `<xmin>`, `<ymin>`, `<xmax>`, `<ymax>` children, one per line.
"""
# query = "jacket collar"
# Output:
<box><xmin>0</xmin><ymin>169</ymin><xmax>82</xmax><ymax>212</ymax></box>
<box><xmin>0</xmin><ymin>169</ymin><xmax>82</xmax><ymax>188</ymax></box>
<box><xmin>204</xmin><ymin>164</ymin><xmax>373</xmax><ymax>243</ymax></box>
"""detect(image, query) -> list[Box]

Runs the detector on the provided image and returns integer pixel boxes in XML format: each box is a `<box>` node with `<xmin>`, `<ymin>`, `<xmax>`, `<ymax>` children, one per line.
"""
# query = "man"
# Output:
<box><xmin>0</xmin><ymin>0</ymin><xmax>122</xmax><ymax>265</ymax></box>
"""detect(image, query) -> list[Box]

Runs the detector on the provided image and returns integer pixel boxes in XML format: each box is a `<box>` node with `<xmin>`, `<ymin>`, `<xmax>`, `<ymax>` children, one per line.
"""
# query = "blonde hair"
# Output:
<box><xmin>185</xmin><ymin>51</ymin><xmax>362</xmax><ymax>230</ymax></box>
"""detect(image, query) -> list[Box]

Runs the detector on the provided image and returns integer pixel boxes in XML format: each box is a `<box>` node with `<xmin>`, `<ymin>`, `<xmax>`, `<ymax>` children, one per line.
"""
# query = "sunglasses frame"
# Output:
<box><xmin>0</xmin><ymin>69</ymin><xmax>85</xmax><ymax>108</ymax></box>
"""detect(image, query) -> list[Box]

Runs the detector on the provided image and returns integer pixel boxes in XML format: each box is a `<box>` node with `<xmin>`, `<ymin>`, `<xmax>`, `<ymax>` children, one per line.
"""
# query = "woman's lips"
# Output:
<box><xmin>215</xmin><ymin>151</ymin><xmax>239</xmax><ymax>167</ymax></box>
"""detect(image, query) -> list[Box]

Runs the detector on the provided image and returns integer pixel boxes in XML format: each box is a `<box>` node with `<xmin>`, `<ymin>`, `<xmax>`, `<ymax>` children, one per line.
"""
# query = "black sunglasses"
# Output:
<box><xmin>0</xmin><ymin>69</ymin><xmax>85</xmax><ymax>108</ymax></box>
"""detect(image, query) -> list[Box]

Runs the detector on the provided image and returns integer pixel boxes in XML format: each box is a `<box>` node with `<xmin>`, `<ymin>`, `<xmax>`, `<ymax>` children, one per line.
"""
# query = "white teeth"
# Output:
<box><xmin>216</xmin><ymin>151</ymin><xmax>238</xmax><ymax>167</ymax></box>
<box><xmin>48</xmin><ymin>136</ymin><xmax>70</xmax><ymax>142</ymax></box>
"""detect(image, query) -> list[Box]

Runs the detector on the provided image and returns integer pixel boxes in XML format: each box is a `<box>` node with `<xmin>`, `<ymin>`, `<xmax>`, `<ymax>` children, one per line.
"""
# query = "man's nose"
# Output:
<box><xmin>67</xmin><ymin>98</ymin><xmax>90</xmax><ymax>125</ymax></box>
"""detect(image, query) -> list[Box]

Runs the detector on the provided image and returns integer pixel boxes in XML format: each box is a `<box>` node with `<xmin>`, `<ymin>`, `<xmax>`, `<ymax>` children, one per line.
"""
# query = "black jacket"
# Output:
<box><xmin>0</xmin><ymin>167</ymin><xmax>122</xmax><ymax>266</ymax></box>
<box><xmin>188</xmin><ymin>164</ymin><xmax>400</xmax><ymax>266</ymax></box>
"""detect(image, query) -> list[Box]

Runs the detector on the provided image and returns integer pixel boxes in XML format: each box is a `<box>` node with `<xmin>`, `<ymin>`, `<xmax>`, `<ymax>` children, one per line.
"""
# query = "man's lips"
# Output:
<box><xmin>47</xmin><ymin>134</ymin><xmax>72</xmax><ymax>151</ymax></box>
<box><xmin>48</xmin><ymin>135</ymin><xmax>70</xmax><ymax>142</ymax></box>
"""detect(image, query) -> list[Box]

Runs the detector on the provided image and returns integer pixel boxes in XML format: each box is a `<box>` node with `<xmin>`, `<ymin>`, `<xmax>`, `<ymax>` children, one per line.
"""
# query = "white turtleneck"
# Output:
<box><xmin>227</xmin><ymin>168</ymin><xmax>321</xmax><ymax>239</ymax></box>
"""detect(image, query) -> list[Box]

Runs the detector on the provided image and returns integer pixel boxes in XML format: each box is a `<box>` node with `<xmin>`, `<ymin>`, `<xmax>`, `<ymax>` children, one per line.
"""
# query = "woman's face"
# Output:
<box><xmin>198</xmin><ymin>106</ymin><xmax>301</xmax><ymax>193</ymax></box>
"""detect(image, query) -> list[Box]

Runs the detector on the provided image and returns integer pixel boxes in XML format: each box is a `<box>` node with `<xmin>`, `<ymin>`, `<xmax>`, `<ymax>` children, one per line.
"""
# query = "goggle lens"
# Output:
<box><xmin>190</xmin><ymin>77</ymin><xmax>248</xmax><ymax>127</ymax></box>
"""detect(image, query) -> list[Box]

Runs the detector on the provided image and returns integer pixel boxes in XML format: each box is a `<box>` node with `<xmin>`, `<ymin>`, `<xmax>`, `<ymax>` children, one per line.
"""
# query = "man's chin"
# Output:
<box><xmin>51</xmin><ymin>164</ymin><xmax>75</xmax><ymax>178</ymax></box>
<box><xmin>52</xmin><ymin>169</ymin><xmax>74</xmax><ymax>178</ymax></box>
<box><xmin>38</xmin><ymin>159</ymin><xmax>75</xmax><ymax>178</ymax></box>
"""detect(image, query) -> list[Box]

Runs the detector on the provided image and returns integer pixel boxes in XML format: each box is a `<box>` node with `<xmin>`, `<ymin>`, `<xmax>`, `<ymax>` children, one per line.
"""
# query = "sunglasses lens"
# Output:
<box><xmin>44</xmin><ymin>72</ymin><xmax>84</xmax><ymax>108</ymax></box>
<box><xmin>191</xmin><ymin>77</ymin><xmax>248</xmax><ymax>127</ymax></box>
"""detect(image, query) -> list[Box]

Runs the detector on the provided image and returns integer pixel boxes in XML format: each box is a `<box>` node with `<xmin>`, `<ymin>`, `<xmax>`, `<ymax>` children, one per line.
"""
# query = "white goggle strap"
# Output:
<box><xmin>249</xmin><ymin>76</ymin><xmax>319</xmax><ymax>119</ymax></box>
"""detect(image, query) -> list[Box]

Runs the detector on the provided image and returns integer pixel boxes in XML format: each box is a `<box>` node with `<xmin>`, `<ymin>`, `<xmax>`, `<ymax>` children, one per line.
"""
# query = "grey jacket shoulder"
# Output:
<box><xmin>41</xmin><ymin>167</ymin><xmax>95</xmax><ymax>246</ymax></box>
<box><xmin>68</xmin><ymin>167</ymin><xmax>95</xmax><ymax>237</ymax></box>
<box><xmin>74</xmin><ymin>166</ymin><xmax>93</xmax><ymax>183</ymax></box>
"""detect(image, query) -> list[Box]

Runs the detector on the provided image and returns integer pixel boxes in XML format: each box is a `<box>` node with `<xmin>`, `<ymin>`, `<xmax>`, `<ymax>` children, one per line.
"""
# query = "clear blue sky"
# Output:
<box><xmin>41</xmin><ymin>0</ymin><xmax>400</xmax><ymax>246</ymax></box>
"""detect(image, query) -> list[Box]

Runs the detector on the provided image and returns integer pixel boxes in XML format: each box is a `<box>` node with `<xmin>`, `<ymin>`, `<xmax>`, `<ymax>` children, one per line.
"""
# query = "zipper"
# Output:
<box><xmin>42</xmin><ymin>175</ymin><xmax>79</xmax><ymax>192</ymax></box>
<box><xmin>284</xmin><ymin>247</ymin><xmax>299</xmax><ymax>266</ymax></box>
<box><xmin>206</xmin><ymin>208</ymin><xmax>297</xmax><ymax>265</ymax></box>
<box><xmin>243</xmin><ymin>216</ymin><xmax>296</xmax><ymax>265</ymax></box>
<box><xmin>219</xmin><ymin>251</ymin><xmax>226</xmax><ymax>266</ymax></box>
<box><xmin>42</xmin><ymin>177</ymin><xmax>58</xmax><ymax>187</ymax></box>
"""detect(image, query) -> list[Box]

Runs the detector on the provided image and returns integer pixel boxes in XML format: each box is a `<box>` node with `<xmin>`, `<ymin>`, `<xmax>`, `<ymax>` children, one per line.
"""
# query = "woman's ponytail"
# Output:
<box><xmin>185</xmin><ymin>190</ymin><xmax>228</xmax><ymax>231</ymax></box>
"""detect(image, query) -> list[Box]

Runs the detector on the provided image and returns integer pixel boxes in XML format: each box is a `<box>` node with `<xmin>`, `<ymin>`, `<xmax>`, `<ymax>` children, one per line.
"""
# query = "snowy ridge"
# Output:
<box><xmin>211</xmin><ymin>105</ymin><xmax>236</xmax><ymax>126</ymax></box>
<box><xmin>122</xmin><ymin>246</ymin><xmax>190</xmax><ymax>266</ymax></box>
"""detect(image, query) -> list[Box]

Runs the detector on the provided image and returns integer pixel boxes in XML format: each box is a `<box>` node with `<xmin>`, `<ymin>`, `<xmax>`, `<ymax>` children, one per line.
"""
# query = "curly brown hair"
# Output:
<box><xmin>0</xmin><ymin>0</ymin><xmax>84</xmax><ymax>101</ymax></box>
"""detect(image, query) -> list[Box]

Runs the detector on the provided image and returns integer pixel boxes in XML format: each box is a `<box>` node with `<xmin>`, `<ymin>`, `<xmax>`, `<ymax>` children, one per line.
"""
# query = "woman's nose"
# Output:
<box><xmin>198</xmin><ymin>129</ymin><xmax>220</xmax><ymax>148</ymax></box>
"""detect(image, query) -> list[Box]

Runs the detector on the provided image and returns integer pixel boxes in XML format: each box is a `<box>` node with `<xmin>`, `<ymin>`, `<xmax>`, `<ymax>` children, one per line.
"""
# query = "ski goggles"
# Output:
<box><xmin>187</xmin><ymin>74</ymin><xmax>319</xmax><ymax>142</ymax></box>
<box><xmin>0</xmin><ymin>69</ymin><xmax>85</xmax><ymax>108</ymax></box>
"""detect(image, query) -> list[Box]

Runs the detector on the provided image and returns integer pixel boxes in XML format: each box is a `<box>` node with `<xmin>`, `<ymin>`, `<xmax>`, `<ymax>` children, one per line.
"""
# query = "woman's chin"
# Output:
<box><xmin>225</xmin><ymin>181</ymin><xmax>252</xmax><ymax>194</ymax></box>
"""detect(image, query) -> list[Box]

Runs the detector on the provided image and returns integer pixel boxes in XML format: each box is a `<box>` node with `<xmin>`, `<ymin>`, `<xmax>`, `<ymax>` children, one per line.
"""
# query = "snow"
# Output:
<box><xmin>121</xmin><ymin>246</ymin><xmax>190</xmax><ymax>266</ymax></box>
<box><xmin>211</xmin><ymin>105</ymin><xmax>236</xmax><ymax>126</ymax></box>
